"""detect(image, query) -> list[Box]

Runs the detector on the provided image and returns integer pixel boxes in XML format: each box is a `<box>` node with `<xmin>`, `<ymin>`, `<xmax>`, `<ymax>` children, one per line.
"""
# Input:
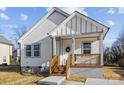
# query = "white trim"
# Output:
<box><xmin>99</xmin><ymin>35</ymin><xmax>103</xmax><ymax>66</ymax></box>
<box><xmin>24</xmin><ymin>43</ymin><xmax>41</xmax><ymax>58</ymax></box>
<box><xmin>81</xmin><ymin>42</ymin><xmax>91</xmax><ymax>54</ymax></box>
<box><xmin>72</xmin><ymin>37</ymin><xmax>75</xmax><ymax>65</ymax></box>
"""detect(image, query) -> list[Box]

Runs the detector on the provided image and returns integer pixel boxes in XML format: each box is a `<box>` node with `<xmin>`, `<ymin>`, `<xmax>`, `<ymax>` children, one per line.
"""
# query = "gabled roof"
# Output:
<box><xmin>18</xmin><ymin>7</ymin><xmax>70</xmax><ymax>43</ymax></box>
<box><xmin>18</xmin><ymin>7</ymin><xmax>110</xmax><ymax>43</ymax></box>
<box><xmin>74</xmin><ymin>11</ymin><xmax>109</xmax><ymax>29</ymax></box>
<box><xmin>0</xmin><ymin>35</ymin><xmax>13</xmax><ymax>45</ymax></box>
<box><xmin>49</xmin><ymin>10</ymin><xmax>109</xmax><ymax>39</ymax></box>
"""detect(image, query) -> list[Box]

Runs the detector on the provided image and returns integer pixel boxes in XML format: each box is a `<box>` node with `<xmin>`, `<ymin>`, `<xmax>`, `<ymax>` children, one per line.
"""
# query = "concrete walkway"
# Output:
<box><xmin>38</xmin><ymin>76</ymin><xmax>65</xmax><ymax>85</ymax></box>
<box><xmin>85</xmin><ymin>78</ymin><xmax>124</xmax><ymax>85</ymax></box>
<box><xmin>38</xmin><ymin>76</ymin><xmax>124</xmax><ymax>85</ymax></box>
<box><xmin>71</xmin><ymin>68</ymin><xmax>103</xmax><ymax>78</ymax></box>
<box><xmin>61</xmin><ymin>80</ymin><xmax>84</xmax><ymax>85</ymax></box>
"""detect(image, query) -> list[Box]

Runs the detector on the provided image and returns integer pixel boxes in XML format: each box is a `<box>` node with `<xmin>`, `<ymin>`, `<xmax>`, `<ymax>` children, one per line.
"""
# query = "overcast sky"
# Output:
<box><xmin>0</xmin><ymin>7</ymin><xmax>124</xmax><ymax>47</ymax></box>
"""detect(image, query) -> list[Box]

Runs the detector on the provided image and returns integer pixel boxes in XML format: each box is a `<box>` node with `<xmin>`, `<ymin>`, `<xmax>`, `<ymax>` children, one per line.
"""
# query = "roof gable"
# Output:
<box><xmin>18</xmin><ymin>7</ymin><xmax>69</xmax><ymax>43</ymax></box>
<box><xmin>49</xmin><ymin>11</ymin><xmax>109</xmax><ymax>39</ymax></box>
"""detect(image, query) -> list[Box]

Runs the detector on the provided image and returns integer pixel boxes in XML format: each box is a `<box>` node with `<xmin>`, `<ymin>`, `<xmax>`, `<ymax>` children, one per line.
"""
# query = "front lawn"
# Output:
<box><xmin>0</xmin><ymin>66</ymin><xmax>46</xmax><ymax>85</ymax></box>
<box><xmin>103</xmin><ymin>66</ymin><xmax>124</xmax><ymax>80</ymax></box>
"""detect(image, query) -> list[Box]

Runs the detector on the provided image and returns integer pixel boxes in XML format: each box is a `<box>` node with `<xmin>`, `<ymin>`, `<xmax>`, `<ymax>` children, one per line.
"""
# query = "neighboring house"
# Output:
<box><xmin>0</xmin><ymin>35</ymin><xmax>13</xmax><ymax>65</ymax></box>
<box><xmin>18</xmin><ymin>8</ymin><xmax>109</xmax><ymax>77</ymax></box>
<box><xmin>13</xmin><ymin>48</ymin><xmax>20</xmax><ymax>62</ymax></box>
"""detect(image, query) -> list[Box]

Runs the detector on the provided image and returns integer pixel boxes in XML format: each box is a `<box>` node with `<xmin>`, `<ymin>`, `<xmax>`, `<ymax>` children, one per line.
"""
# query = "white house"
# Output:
<box><xmin>18</xmin><ymin>8</ymin><xmax>109</xmax><ymax>77</ymax></box>
<box><xmin>0</xmin><ymin>35</ymin><xmax>13</xmax><ymax>65</ymax></box>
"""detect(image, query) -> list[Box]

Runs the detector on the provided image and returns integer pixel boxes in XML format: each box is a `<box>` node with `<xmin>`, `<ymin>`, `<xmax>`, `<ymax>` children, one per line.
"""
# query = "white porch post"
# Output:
<box><xmin>53</xmin><ymin>37</ymin><xmax>56</xmax><ymax>55</ymax></box>
<box><xmin>72</xmin><ymin>37</ymin><xmax>75</xmax><ymax>65</ymax></box>
<box><xmin>99</xmin><ymin>35</ymin><xmax>103</xmax><ymax>66</ymax></box>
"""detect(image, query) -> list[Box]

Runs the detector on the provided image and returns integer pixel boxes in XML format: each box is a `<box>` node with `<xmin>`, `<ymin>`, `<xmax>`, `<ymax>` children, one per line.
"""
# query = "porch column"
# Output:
<box><xmin>99</xmin><ymin>35</ymin><xmax>103</xmax><ymax>66</ymax></box>
<box><xmin>72</xmin><ymin>37</ymin><xmax>75</xmax><ymax>65</ymax></box>
<box><xmin>53</xmin><ymin>37</ymin><xmax>56</xmax><ymax>55</ymax></box>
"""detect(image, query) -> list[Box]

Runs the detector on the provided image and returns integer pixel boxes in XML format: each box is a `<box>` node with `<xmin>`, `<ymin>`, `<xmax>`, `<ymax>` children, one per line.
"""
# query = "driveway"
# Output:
<box><xmin>85</xmin><ymin>78</ymin><xmax>124</xmax><ymax>85</ymax></box>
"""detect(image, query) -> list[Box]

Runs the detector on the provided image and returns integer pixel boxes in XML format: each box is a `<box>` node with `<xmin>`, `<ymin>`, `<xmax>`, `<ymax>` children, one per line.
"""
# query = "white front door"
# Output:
<box><xmin>61</xmin><ymin>39</ymin><xmax>72</xmax><ymax>65</ymax></box>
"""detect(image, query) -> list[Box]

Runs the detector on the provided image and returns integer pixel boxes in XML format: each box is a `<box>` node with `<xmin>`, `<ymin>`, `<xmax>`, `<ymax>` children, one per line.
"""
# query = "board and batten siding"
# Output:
<box><xmin>51</xmin><ymin>15</ymin><xmax>103</xmax><ymax>36</ymax></box>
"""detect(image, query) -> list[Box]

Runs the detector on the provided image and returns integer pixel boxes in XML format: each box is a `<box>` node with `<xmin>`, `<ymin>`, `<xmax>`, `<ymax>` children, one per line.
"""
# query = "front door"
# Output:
<box><xmin>61</xmin><ymin>39</ymin><xmax>72</xmax><ymax>65</ymax></box>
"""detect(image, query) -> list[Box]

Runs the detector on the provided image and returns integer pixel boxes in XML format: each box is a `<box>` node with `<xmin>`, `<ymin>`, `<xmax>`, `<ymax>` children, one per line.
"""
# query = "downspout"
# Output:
<box><xmin>47</xmin><ymin>33</ymin><xmax>53</xmax><ymax>57</ymax></box>
<box><xmin>18</xmin><ymin>42</ymin><xmax>22</xmax><ymax>74</ymax></box>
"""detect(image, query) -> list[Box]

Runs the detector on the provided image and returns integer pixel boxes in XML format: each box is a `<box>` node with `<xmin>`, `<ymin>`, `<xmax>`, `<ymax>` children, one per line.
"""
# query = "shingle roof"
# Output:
<box><xmin>0</xmin><ymin>35</ymin><xmax>13</xmax><ymax>45</ymax></box>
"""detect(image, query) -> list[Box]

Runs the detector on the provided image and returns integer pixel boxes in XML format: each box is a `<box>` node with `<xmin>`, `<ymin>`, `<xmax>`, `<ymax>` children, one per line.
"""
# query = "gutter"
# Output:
<box><xmin>103</xmin><ymin>27</ymin><xmax>110</xmax><ymax>39</ymax></box>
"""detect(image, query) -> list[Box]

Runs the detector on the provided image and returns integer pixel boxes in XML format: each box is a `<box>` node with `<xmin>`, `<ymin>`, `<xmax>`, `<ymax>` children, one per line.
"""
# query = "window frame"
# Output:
<box><xmin>81</xmin><ymin>42</ymin><xmax>91</xmax><ymax>54</ymax></box>
<box><xmin>25</xmin><ymin>43</ymin><xmax>41</xmax><ymax>58</ymax></box>
<box><xmin>25</xmin><ymin>44</ymin><xmax>32</xmax><ymax>58</ymax></box>
<box><xmin>32</xmin><ymin>43</ymin><xmax>41</xmax><ymax>57</ymax></box>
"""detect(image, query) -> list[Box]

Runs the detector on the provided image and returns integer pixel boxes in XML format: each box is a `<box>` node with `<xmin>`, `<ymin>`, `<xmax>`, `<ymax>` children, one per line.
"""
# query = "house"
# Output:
<box><xmin>18</xmin><ymin>8</ymin><xmax>109</xmax><ymax>77</ymax></box>
<box><xmin>0</xmin><ymin>35</ymin><xmax>13</xmax><ymax>65</ymax></box>
<box><xmin>13</xmin><ymin>48</ymin><xmax>20</xmax><ymax>62</ymax></box>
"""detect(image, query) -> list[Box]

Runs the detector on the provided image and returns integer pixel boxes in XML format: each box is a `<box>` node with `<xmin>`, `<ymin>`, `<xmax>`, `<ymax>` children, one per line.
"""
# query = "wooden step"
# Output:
<box><xmin>51</xmin><ymin>65</ymin><xmax>66</xmax><ymax>76</ymax></box>
<box><xmin>53</xmin><ymin>70</ymin><xmax>65</xmax><ymax>73</ymax></box>
<box><xmin>50</xmin><ymin>73</ymin><xmax>66</xmax><ymax>76</ymax></box>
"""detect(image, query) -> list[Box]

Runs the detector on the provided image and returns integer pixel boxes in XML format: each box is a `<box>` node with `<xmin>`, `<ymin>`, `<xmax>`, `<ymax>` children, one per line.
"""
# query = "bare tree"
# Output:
<box><xmin>12</xmin><ymin>26</ymin><xmax>27</xmax><ymax>48</ymax></box>
<box><xmin>13</xmin><ymin>26</ymin><xmax>27</xmax><ymax>39</ymax></box>
<box><xmin>104</xmin><ymin>27</ymin><xmax>124</xmax><ymax>65</ymax></box>
<box><xmin>12</xmin><ymin>25</ymin><xmax>28</xmax><ymax>74</ymax></box>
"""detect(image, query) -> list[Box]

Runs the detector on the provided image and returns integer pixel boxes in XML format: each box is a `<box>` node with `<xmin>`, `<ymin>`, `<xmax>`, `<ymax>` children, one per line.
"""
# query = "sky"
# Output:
<box><xmin>0</xmin><ymin>7</ymin><xmax>124</xmax><ymax>48</ymax></box>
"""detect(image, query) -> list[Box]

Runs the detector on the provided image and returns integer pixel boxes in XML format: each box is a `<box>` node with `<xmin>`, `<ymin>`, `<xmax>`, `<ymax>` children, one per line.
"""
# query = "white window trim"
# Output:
<box><xmin>25</xmin><ymin>43</ymin><xmax>41</xmax><ymax>58</ymax></box>
<box><xmin>32</xmin><ymin>43</ymin><xmax>41</xmax><ymax>57</ymax></box>
<box><xmin>25</xmin><ymin>44</ymin><xmax>32</xmax><ymax>58</ymax></box>
<box><xmin>81</xmin><ymin>42</ymin><xmax>91</xmax><ymax>54</ymax></box>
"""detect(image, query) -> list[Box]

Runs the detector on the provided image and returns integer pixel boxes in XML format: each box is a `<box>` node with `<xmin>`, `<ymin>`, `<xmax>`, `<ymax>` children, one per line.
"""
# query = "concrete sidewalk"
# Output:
<box><xmin>61</xmin><ymin>80</ymin><xmax>84</xmax><ymax>85</ymax></box>
<box><xmin>85</xmin><ymin>78</ymin><xmax>124</xmax><ymax>85</ymax></box>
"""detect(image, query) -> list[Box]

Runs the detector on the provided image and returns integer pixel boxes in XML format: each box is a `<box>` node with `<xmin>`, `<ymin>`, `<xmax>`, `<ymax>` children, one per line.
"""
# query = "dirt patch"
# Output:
<box><xmin>68</xmin><ymin>75</ymin><xmax>86</xmax><ymax>82</ymax></box>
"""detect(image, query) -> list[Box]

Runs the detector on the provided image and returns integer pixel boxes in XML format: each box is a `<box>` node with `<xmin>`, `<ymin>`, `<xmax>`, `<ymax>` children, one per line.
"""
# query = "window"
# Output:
<box><xmin>3</xmin><ymin>56</ymin><xmax>6</xmax><ymax>62</ymax></box>
<box><xmin>26</xmin><ymin>45</ymin><xmax>31</xmax><ymax>57</ymax></box>
<box><xmin>33</xmin><ymin>44</ymin><xmax>40</xmax><ymax>57</ymax></box>
<box><xmin>25</xmin><ymin>43</ymin><xmax>40</xmax><ymax>57</ymax></box>
<box><xmin>82</xmin><ymin>43</ymin><xmax>91</xmax><ymax>54</ymax></box>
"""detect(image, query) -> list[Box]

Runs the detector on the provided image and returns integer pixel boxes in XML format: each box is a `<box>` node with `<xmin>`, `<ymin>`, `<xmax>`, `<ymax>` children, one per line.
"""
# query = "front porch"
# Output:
<box><xmin>49</xmin><ymin>33</ymin><xmax>104</xmax><ymax>79</ymax></box>
<box><xmin>52</xmin><ymin>33</ymin><xmax>103</xmax><ymax>67</ymax></box>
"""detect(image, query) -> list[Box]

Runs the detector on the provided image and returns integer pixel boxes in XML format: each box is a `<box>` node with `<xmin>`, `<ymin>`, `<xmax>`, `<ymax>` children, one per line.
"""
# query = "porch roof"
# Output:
<box><xmin>55</xmin><ymin>31</ymin><xmax>102</xmax><ymax>39</ymax></box>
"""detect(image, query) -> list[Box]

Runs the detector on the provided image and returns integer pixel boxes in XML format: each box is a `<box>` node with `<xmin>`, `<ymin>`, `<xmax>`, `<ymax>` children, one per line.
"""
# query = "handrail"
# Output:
<box><xmin>75</xmin><ymin>54</ymin><xmax>99</xmax><ymax>56</ymax></box>
<box><xmin>66</xmin><ymin>55</ymin><xmax>71</xmax><ymax>80</ymax></box>
<box><xmin>49</xmin><ymin>55</ymin><xmax>59</xmax><ymax>75</ymax></box>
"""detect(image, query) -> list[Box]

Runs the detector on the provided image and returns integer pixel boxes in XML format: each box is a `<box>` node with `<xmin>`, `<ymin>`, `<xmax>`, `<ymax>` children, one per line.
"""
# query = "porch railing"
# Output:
<box><xmin>74</xmin><ymin>54</ymin><xmax>100</xmax><ymax>65</ymax></box>
<box><xmin>66</xmin><ymin>54</ymin><xmax>71</xmax><ymax>80</ymax></box>
<box><xmin>49</xmin><ymin>55</ymin><xmax>59</xmax><ymax>75</ymax></box>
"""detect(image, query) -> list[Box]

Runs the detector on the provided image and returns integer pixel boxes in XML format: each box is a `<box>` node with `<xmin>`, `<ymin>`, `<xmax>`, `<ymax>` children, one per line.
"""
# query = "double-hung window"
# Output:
<box><xmin>26</xmin><ymin>45</ymin><xmax>31</xmax><ymax>57</ymax></box>
<box><xmin>25</xmin><ymin>43</ymin><xmax>40</xmax><ymax>57</ymax></box>
<box><xmin>33</xmin><ymin>44</ymin><xmax>40</xmax><ymax>57</ymax></box>
<box><xmin>82</xmin><ymin>43</ymin><xmax>91</xmax><ymax>54</ymax></box>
